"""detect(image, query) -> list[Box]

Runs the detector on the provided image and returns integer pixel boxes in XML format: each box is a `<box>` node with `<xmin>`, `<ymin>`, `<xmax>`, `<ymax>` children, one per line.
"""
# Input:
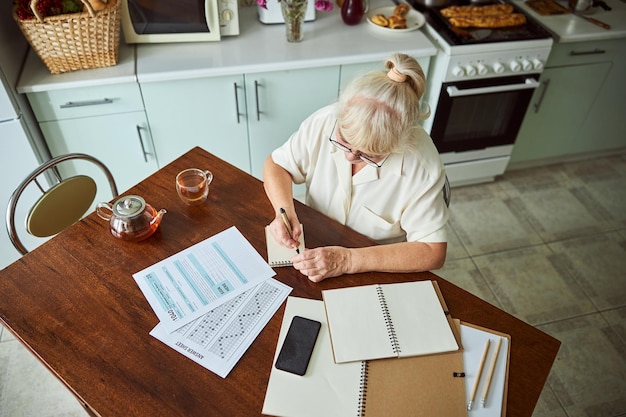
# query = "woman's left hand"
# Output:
<box><xmin>291</xmin><ymin>246</ymin><xmax>352</xmax><ymax>283</ymax></box>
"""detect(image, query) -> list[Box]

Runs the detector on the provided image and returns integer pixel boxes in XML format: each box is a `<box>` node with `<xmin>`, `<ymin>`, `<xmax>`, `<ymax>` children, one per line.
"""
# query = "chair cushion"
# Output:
<box><xmin>27</xmin><ymin>175</ymin><xmax>97</xmax><ymax>237</ymax></box>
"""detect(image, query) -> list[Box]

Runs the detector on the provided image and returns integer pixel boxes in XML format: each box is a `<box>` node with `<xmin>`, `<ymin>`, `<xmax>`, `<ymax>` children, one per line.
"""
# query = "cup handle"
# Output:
<box><xmin>204</xmin><ymin>170</ymin><xmax>214</xmax><ymax>185</ymax></box>
<box><xmin>96</xmin><ymin>202</ymin><xmax>113</xmax><ymax>221</ymax></box>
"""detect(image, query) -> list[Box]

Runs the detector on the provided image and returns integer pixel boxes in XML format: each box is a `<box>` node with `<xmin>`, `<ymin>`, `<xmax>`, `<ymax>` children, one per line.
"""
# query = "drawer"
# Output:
<box><xmin>27</xmin><ymin>82</ymin><xmax>145</xmax><ymax>122</ymax></box>
<box><xmin>546</xmin><ymin>38</ymin><xmax>622</xmax><ymax>67</ymax></box>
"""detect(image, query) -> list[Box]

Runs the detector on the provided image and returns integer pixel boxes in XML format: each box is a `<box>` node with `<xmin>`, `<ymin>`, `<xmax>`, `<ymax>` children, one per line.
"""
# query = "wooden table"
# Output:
<box><xmin>0</xmin><ymin>147</ymin><xmax>559</xmax><ymax>417</ymax></box>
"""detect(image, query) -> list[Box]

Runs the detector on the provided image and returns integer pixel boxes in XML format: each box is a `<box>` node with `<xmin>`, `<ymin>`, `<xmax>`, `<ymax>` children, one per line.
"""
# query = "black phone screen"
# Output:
<box><xmin>274</xmin><ymin>316</ymin><xmax>321</xmax><ymax>376</ymax></box>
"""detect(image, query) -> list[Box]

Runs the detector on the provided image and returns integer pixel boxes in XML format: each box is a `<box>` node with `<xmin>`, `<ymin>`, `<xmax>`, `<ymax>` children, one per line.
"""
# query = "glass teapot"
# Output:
<box><xmin>96</xmin><ymin>195</ymin><xmax>166</xmax><ymax>242</ymax></box>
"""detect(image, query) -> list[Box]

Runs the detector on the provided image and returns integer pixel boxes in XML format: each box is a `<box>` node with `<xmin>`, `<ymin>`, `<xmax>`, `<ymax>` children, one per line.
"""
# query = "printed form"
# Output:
<box><xmin>133</xmin><ymin>226</ymin><xmax>279</xmax><ymax>332</ymax></box>
<box><xmin>133</xmin><ymin>226</ymin><xmax>292</xmax><ymax>377</ymax></box>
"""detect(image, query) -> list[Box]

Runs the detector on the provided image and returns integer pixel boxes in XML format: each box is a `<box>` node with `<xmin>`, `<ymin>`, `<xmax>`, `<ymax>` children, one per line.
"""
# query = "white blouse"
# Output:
<box><xmin>271</xmin><ymin>104</ymin><xmax>448</xmax><ymax>244</ymax></box>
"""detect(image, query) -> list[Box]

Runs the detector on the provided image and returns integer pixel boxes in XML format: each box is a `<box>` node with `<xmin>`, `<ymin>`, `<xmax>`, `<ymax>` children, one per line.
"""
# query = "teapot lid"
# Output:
<box><xmin>112</xmin><ymin>195</ymin><xmax>146</xmax><ymax>218</ymax></box>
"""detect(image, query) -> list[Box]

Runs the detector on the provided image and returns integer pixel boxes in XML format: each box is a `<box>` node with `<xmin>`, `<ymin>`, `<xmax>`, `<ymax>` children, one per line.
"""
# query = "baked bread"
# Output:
<box><xmin>393</xmin><ymin>3</ymin><xmax>410</xmax><ymax>16</ymax></box>
<box><xmin>441</xmin><ymin>3</ymin><xmax>514</xmax><ymax>17</ymax></box>
<box><xmin>371</xmin><ymin>13</ymin><xmax>390</xmax><ymax>27</ymax></box>
<box><xmin>448</xmin><ymin>12</ymin><xmax>527</xmax><ymax>28</ymax></box>
<box><xmin>388</xmin><ymin>15</ymin><xmax>408</xmax><ymax>29</ymax></box>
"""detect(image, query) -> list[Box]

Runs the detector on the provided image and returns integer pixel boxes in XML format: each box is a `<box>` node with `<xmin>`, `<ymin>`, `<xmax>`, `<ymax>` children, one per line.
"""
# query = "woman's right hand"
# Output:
<box><xmin>269</xmin><ymin>214</ymin><xmax>302</xmax><ymax>251</ymax></box>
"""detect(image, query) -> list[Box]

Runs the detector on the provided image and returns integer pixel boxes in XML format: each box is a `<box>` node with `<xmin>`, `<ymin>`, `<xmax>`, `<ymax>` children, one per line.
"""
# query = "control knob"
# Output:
<box><xmin>509</xmin><ymin>60</ymin><xmax>522</xmax><ymax>72</ymax></box>
<box><xmin>521</xmin><ymin>59</ymin><xmax>533</xmax><ymax>71</ymax></box>
<box><xmin>532</xmin><ymin>58</ymin><xmax>544</xmax><ymax>70</ymax></box>
<box><xmin>492</xmin><ymin>62</ymin><xmax>505</xmax><ymax>73</ymax></box>
<box><xmin>464</xmin><ymin>65</ymin><xmax>477</xmax><ymax>77</ymax></box>
<box><xmin>452</xmin><ymin>66</ymin><xmax>465</xmax><ymax>77</ymax></box>
<box><xmin>222</xmin><ymin>8</ymin><xmax>234</xmax><ymax>21</ymax></box>
<box><xmin>476</xmin><ymin>63</ymin><xmax>489</xmax><ymax>75</ymax></box>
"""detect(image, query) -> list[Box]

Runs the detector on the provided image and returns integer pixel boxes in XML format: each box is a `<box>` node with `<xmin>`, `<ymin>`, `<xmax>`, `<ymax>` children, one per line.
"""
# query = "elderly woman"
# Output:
<box><xmin>263</xmin><ymin>53</ymin><xmax>448</xmax><ymax>282</ymax></box>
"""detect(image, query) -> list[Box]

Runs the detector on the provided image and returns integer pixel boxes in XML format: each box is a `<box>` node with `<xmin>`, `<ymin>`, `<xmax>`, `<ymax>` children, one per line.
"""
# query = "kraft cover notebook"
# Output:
<box><xmin>322</xmin><ymin>280</ymin><xmax>460</xmax><ymax>363</ymax></box>
<box><xmin>262</xmin><ymin>297</ymin><xmax>468</xmax><ymax>417</ymax></box>
<box><xmin>265</xmin><ymin>225</ymin><xmax>305</xmax><ymax>267</ymax></box>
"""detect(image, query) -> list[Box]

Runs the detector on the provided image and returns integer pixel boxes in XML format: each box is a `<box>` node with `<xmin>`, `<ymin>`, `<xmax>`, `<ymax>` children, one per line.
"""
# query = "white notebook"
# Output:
<box><xmin>322</xmin><ymin>281</ymin><xmax>460</xmax><ymax>363</ymax></box>
<box><xmin>262</xmin><ymin>297</ymin><xmax>363</xmax><ymax>417</ymax></box>
<box><xmin>265</xmin><ymin>225</ymin><xmax>304</xmax><ymax>267</ymax></box>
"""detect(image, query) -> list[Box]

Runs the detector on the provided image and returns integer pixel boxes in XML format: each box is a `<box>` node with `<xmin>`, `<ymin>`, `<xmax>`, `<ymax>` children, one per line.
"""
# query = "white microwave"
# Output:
<box><xmin>121</xmin><ymin>0</ymin><xmax>239</xmax><ymax>43</ymax></box>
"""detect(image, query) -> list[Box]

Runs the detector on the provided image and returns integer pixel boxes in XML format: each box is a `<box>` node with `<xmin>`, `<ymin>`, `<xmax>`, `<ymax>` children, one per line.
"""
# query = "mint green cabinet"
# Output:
<box><xmin>141</xmin><ymin>66</ymin><xmax>341</xmax><ymax>181</ymax></box>
<box><xmin>140</xmin><ymin>74</ymin><xmax>250</xmax><ymax>172</ymax></box>
<box><xmin>246</xmin><ymin>67</ymin><xmax>340</xmax><ymax>179</ymax></box>
<box><xmin>511</xmin><ymin>39</ymin><xmax>626</xmax><ymax>165</ymax></box>
<box><xmin>27</xmin><ymin>83</ymin><xmax>158</xmax><ymax>200</ymax></box>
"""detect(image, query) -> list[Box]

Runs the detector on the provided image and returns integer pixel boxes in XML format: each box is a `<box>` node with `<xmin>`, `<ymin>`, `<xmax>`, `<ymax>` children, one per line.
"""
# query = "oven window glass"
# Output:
<box><xmin>445</xmin><ymin>93</ymin><xmax>516</xmax><ymax>141</ymax></box>
<box><xmin>430</xmin><ymin>75</ymin><xmax>538</xmax><ymax>153</ymax></box>
<box><xmin>127</xmin><ymin>0</ymin><xmax>209</xmax><ymax>34</ymax></box>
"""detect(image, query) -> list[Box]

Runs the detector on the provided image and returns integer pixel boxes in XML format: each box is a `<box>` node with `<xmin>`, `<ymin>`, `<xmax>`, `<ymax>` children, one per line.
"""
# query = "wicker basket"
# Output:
<box><xmin>13</xmin><ymin>0</ymin><xmax>122</xmax><ymax>74</ymax></box>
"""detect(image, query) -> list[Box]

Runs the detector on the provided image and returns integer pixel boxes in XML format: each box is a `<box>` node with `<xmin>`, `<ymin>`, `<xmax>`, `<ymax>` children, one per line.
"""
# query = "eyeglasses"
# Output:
<box><xmin>328</xmin><ymin>123</ymin><xmax>389</xmax><ymax>168</ymax></box>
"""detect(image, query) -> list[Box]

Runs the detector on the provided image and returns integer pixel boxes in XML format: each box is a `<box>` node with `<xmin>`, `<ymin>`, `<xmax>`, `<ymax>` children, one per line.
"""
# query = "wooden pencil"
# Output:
<box><xmin>468</xmin><ymin>339</ymin><xmax>491</xmax><ymax>410</ymax></box>
<box><xmin>481</xmin><ymin>336</ymin><xmax>502</xmax><ymax>407</ymax></box>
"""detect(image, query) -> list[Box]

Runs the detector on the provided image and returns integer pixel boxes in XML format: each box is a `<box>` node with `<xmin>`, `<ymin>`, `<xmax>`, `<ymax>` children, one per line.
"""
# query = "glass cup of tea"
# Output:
<box><xmin>176</xmin><ymin>168</ymin><xmax>213</xmax><ymax>206</ymax></box>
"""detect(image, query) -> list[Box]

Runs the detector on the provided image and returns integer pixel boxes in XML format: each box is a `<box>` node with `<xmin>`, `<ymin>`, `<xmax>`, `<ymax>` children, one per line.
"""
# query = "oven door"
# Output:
<box><xmin>430</xmin><ymin>74</ymin><xmax>540</xmax><ymax>154</ymax></box>
<box><xmin>121</xmin><ymin>0</ymin><xmax>220</xmax><ymax>43</ymax></box>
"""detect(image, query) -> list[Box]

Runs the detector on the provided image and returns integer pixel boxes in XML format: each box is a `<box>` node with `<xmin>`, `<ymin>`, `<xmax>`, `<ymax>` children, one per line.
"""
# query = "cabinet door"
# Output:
<box><xmin>140</xmin><ymin>75</ymin><xmax>250</xmax><ymax>171</ymax></box>
<box><xmin>246</xmin><ymin>66</ymin><xmax>340</xmax><ymax>180</ymax></box>
<box><xmin>42</xmin><ymin>111</ymin><xmax>158</xmax><ymax>201</ymax></box>
<box><xmin>510</xmin><ymin>63</ymin><xmax>609</xmax><ymax>164</ymax></box>
<box><xmin>573</xmin><ymin>42</ymin><xmax>626</xmax><ymax>153</ymax></box>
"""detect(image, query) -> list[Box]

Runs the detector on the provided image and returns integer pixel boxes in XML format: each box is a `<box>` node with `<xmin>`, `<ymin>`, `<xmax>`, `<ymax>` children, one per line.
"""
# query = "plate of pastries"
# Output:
<box><xmin>367</xmin><ymin>3</ymin><xmax>426</xmax><ymax>32</ymax></box>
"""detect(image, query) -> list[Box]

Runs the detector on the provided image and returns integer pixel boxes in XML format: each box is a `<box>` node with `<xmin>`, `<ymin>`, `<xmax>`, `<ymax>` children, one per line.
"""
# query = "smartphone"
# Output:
<box><xmin>275</xmin><ymin>316</ymin><xmax>321</xmax><ymax>376</ymax></box>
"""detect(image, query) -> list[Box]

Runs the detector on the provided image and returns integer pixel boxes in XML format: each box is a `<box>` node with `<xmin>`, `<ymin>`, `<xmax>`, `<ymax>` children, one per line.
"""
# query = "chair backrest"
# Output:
<box><xmin>6</xmin><ymin>153</ymin><xmax>118</xmax><ymax>255</ymax></box>
<box><xmin>443</xmin><ymin>175</ymin><xmax>451</xmax><ymax>207</ymax></box>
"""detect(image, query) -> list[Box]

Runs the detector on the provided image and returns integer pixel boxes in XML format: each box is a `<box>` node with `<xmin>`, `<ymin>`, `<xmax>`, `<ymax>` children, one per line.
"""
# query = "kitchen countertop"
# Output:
<box><xmin>17</xmin><ymin>0</ymin><xmax>437</xmax><ymax>91</ymax></box>
<box><xmin>17</xmin><ymin>40</ymin><xmax>137</xmax><ymax>93</ymax></box>
<box><xmin>513</xmin><ymin>0</ymin><xmax>626</xmax><ymax>42</ymax></box>
<box><xmin>135</xmin><ymin>0</ymin><xmax>437</xmax><ymax>83</ymax></box>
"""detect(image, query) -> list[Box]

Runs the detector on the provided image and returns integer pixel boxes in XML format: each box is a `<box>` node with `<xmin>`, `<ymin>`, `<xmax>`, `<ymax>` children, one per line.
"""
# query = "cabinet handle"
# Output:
<box><xmin>136</xmin><ymin>125</ymin><xmax>151</xmax><ymax>163</ymax></box>
<box><xmin>533</xmin><ymin>78</ymin><xmax>550</xmax><ymax>113</ymax></box>
<box><xmin>569</xmin><ymin>48</ymin><xmax>606</xmax><ymax>56</ymax></box>
<box><xmin>59</xmin><ymin>98</ymin><xmax>113</xmax><ymax>108</ymax></box>
<box><xmin>233</xmin><ymin>82</ymin><xmax>242</xmax><ymax>124</ymax></box>
<box><xmin>254</xmin><ymin>80</ymin><xmax>261</xmax><ymax>121</ymax></box>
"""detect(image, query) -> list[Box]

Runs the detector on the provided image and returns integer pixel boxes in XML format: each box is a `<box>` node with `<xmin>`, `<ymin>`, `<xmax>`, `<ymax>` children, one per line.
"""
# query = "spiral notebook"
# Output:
<box><xmin>322</xmin><ymin>280</ymin><xmax>460</xmax><ymax>363</ymax></box>
<box><xmin>265</xmin><ymin>225</ymin><xmax>305</xmax><ymax>267</ymax></box>
<box><xmin>262</xmin><ymin>296</ymin><xmax>468</xmax><ymax>417</ymax></box>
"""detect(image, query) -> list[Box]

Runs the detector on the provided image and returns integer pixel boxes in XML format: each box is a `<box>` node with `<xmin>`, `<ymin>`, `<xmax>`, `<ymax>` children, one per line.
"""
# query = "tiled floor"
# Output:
<box><xmin>1</xmin><ymin>152</ymin><xmax>625</xmax><ymax>417</ymax></box>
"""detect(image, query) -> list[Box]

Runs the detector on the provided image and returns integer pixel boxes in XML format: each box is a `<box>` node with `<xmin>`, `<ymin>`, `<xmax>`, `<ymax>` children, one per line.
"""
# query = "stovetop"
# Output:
<box><xmin>406</xmin><ymin>0</ymin><xmax>553</xmax><ymax>46</ymax></box>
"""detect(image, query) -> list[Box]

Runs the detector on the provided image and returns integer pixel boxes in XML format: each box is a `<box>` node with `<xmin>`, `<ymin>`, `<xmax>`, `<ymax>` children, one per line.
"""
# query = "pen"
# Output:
<box><xmin>481</xmin><ymin>337</ymin><xmax>502</xmax><ymax>408</ymax></box>
<box><xmin>468</xmin><ymin>339</ymin><xmax>490</xmax><ymax>411</ymax></box>
<box><xmin>279</xmin><ymin>208</ymin><xmax>299</xmax><ymax>254</ymax></box>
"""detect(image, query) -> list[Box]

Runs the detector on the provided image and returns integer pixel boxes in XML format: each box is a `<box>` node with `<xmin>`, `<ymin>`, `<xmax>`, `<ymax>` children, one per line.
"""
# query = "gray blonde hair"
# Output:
<box><xmin>336</xmin><ymin>53</ymin><xmax>429</xmax><ymax>155</ymax></box>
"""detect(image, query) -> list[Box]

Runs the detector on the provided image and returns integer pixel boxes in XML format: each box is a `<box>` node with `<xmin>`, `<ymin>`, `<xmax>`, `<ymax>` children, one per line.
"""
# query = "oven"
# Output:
<box><xmin>408</xmin><ymin>0</ymin><xmax>553</xmax><ymax>186</ymax></box>
<box><xmin>431</xmin><ymin>74</ymin><xmax>540</xmax><ymax>153</ymax></box>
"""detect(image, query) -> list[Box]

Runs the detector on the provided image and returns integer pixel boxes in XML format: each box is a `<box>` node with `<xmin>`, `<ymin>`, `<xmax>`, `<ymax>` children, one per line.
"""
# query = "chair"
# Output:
<box><xmin>6</xmin><ymin>153</ymin><xmax>118</xmax><ymax>255</ymax></box>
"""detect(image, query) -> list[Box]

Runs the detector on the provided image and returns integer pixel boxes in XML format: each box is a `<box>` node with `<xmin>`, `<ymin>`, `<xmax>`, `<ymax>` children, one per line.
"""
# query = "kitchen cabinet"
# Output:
<box><xmin>26</xmin><ymin>82</ymin><xmax>158</xmax><ymax>201</ymax></box>
<box><xmin>511</xmin><ymin>38</ymin><xmax>625</xmax><ymax>165</ymax></box>
<box><xmin>140</xmin><ymin>66</ymin><xmax>341</xmax><ymax>180</ymax></box>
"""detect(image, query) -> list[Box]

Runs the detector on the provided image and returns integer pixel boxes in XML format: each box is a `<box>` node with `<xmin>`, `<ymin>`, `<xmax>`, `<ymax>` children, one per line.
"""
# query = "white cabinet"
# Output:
<box><xmin>27</xmin><ymin>82</ymin><xmax>158</xmax><ymax>199</ymax></box>
<box><xmin>511</xmin><ymin>39</ymin><xmax>626</xmax><ymax>164</ymax></box>
<box><xmin>140</xmin><ymin>66</ymin><xmax>341</xmax><ymax>179</ymax></box>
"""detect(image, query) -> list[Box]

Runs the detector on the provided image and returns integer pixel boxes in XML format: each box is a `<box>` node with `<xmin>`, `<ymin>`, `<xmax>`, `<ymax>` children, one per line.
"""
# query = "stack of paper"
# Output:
<box><xmin>133</xmin><ymin>226</ymin><xmax>292</xmax><ymax>378</ymax></box>
<box><xmin>263</xmin><ymin>282</ymin><xmax>511</xmax><ymax>417</ymax></box>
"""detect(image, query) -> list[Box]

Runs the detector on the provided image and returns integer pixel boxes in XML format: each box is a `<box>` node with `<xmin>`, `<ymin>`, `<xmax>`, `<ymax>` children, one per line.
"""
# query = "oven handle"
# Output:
<box><xmin>446</xmin><ymin>78</ymin><xmax>540</xmax><ymax>97</ymax></box>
